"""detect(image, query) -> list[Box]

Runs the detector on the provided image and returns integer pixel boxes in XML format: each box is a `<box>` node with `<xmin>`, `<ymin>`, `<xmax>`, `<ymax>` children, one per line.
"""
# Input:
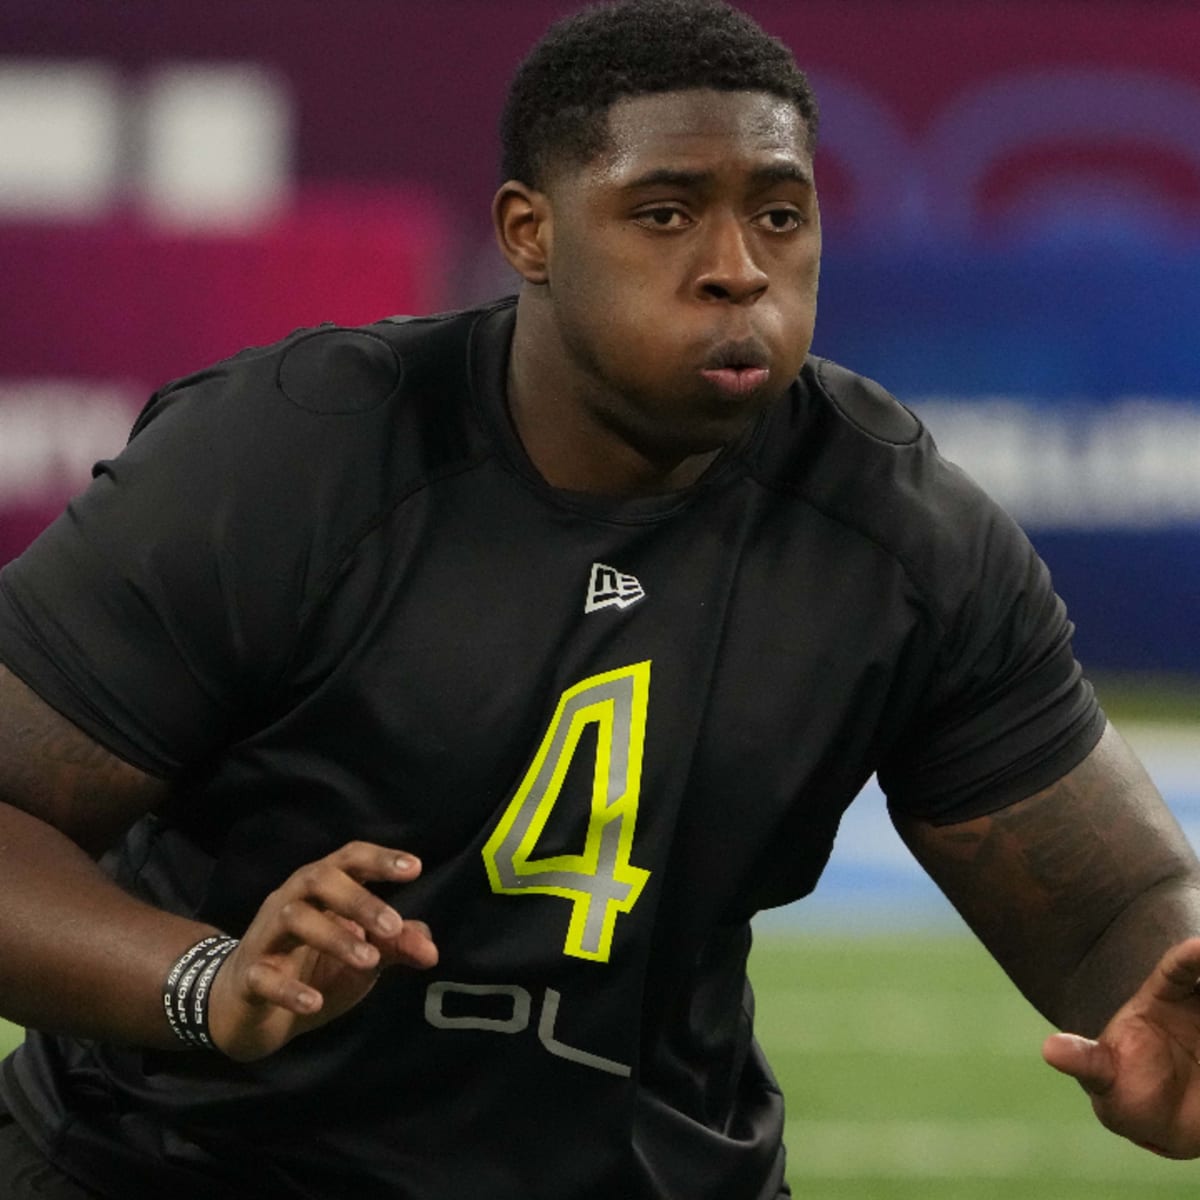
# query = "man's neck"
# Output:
<box><xmin>505</xmin><ymin>294</ymin><xmax>722</xmax><ymax>497</ymax></box>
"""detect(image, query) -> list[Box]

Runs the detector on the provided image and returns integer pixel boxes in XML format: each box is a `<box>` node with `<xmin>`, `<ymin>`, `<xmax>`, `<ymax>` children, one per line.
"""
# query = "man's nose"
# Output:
<box><xmin>693</xmin><ymin>214</ymin><xmax>768</xmax><ymax>304</ymax></box>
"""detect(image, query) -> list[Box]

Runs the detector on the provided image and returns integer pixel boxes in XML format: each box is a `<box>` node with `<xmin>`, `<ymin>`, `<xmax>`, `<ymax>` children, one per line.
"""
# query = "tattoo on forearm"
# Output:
<box><xmin>896</xmin><ymin>728</ymin><xmax>1200</xmax><ymax>1027</ymax></box>
<box><xmin>921</xmin><ymin>748</ymin><xmax>1181</xmax><ymax>920</ymax></box>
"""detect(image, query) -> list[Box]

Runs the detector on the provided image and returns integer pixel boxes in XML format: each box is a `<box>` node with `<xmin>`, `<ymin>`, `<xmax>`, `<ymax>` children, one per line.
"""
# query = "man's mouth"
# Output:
<box><xmin>699</xmin><ymin>366</ymin><xmax>771</xmax><ymax>397</ymax></box>
<box><xmin>699</xmin><ymin>339</ymin><xmax>772</xmax><ymax>397</ymax></box>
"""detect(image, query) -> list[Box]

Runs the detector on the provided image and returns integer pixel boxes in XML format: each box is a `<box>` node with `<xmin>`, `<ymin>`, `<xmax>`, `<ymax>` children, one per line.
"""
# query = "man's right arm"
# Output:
<box><xmin>0</xmin><ymin>662</ymin><xmax>216</xmax><ymax>1047</ymax></box>
<box><xmin>0</xmin><ymin>664</ymin><xmax>437</xmax><ymax>1058</ymax></box>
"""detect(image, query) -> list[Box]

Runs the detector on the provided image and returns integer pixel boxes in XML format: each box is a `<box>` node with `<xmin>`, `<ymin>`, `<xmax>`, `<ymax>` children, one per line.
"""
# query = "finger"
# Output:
<box><xmin>1147</xmin><ymin>937</ymin><xmax>1200</xmax><ymax>1005</ymax></box>
<box><xmin>241</xmin><ymin>958</ymin><xmax>325</xmax><ymax>1016</ymax></box>
<box><xmin>282</xmin><ymin>854</ymin><xmax>412</xmax><ymax>943</ymax></box>
<box><xmin>380</xmin><ymin>918</ymin><xmax>439</xmax><ymax>970</ymax></box>
<box><xmin>1137</xmin><ymin>1140</ymin><xmax>1177</xmax><ymax>1158</ymax></box>
<box><xmin>1042</xmin><ymin>1032</ymin><xmax>1117</xmax><ymax>1096</ymax></box>
<box><xmin>277</xmin><ymin>899</ymin><xmax>382</xmax><ymax>971</ymax></box>
<box><xmin>328</xmin><ymin>841</ymin><xmax>423</xmax><ymax>886</ymax></box>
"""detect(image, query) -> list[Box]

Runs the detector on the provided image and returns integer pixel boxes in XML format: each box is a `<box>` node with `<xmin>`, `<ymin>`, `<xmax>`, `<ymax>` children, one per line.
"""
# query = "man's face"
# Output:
<box><xmin>539</xmin><ymin>88</ymin><xmax>821</xmax><ymax>460</ymax></box>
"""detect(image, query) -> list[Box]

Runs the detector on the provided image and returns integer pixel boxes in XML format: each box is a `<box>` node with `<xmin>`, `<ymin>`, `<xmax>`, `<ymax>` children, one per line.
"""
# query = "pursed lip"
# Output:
<box><xmin>698</xmin><ymin>336</ymin><xmax>772</xmax><ymax>399</ymax></box>
<box><xmin>701</xmin><ymin>337</ymin><xmax>772</xmax><ymax>372</ymax></box>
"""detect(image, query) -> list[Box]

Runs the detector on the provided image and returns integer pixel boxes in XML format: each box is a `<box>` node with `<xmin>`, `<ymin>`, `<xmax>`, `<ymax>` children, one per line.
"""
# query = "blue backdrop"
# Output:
<box><xmin>815</xmin><ymin>247</ymin><xmax>1200</xmax><ymax>675</ymax></box>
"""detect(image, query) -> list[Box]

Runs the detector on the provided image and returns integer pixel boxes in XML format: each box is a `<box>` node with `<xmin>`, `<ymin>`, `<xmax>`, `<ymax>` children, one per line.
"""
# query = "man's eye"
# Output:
<box><xmin>637</xmin><ymin>207</ymin><xmax>689</xmax><ymax>230</ymax></box>
<box><xmin>754</xmin><ymin>208</ymin><xmax>802</xmax><ymax>233</ymax></box>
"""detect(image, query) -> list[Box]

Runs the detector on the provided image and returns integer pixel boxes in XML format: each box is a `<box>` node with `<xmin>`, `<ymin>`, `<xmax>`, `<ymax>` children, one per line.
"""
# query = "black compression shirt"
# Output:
<box><xmin>0</xmin><ymin>297</ymin><xmax>1103</xmax><ymax>1199</ymax></box>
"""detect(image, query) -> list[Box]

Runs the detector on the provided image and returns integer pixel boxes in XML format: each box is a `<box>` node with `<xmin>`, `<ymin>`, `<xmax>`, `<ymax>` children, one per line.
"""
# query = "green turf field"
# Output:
<box><xmin>1090</xmin><ymin>674</ymin><xmax>1200</xmax><ymax>726</ymax></box>
<box><xmin>749</xmin><ymin>933</ymin><xmax>1196</xmax><ymax>1199</ymax></box>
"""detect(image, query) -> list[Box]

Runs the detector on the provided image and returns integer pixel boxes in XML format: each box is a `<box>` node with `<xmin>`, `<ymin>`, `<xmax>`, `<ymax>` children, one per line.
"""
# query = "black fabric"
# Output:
<box><xmin>0</xmin><ymin>297</ymin><xmax>1103</xmax><ymax>1198</ymax></box>
<box><xmin>0</xmin><ymin>1107</ymin><xmax>100</xmax><ymax>1199</ymax></box>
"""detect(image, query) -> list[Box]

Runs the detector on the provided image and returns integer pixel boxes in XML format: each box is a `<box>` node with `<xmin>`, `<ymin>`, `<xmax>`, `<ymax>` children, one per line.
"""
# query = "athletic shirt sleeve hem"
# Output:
<box><xmin>0</xmin><ymin>577</ymin><xmax>180</xmax><ymax>778</ymax></box>
<box><xmin>906</xmin><ymin>702</ymin><xmax>1107</xmax><ymax>826</ymax></box>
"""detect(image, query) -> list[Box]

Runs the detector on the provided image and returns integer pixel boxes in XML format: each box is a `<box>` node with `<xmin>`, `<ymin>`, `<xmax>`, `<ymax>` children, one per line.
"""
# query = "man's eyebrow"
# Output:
<box><xmin>620</xmin><ymin>162</ymin><xmax>814</xmax><ymax>191</ymax></box>
<box><xmin>749</xmin><ymin>162</ymin><xmax>814</xmax><ymax>189</ymax></box>
<box><xmin>621</xmin><ymin>167</ymin><xmax>713</xmax><ymax>191</ymax></box>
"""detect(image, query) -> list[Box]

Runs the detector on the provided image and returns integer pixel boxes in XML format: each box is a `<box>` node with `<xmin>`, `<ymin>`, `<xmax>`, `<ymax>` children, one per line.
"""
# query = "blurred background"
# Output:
<box><xmin>2</xmin><ymin>0</ymin><xmax>1197</xmax><ymax>672</ymax></box>
<box><xmin>0</xmin><ymin>2</ymin><xmax>1197</xmax><ymax>1194</ymax></box>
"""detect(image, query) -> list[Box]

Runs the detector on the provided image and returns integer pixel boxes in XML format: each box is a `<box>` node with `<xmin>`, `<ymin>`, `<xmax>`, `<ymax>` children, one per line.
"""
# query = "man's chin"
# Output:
<box><xmin>643</xmin><ymin>405</ymin><xmax>769</xmax><ymax>462</ymax></box>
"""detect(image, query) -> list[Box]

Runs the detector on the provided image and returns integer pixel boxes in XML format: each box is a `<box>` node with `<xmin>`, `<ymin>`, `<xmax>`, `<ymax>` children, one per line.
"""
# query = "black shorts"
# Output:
<box><xmin>0</xmin><ymin>1109</ymin><xmax>99</xmax><ymax>1199</ymax></box>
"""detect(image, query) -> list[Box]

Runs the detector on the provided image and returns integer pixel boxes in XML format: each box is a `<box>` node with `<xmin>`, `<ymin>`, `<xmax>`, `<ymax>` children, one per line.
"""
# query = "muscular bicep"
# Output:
<box><xmin>0</xmin><ymin>664</ymin><xmax>169</xmax><ymax>856</ymax></box>
<box><xmin>891</xmin><ymin>722</ymin><xmax>1200</xmax><ymax>1032</ymax></box>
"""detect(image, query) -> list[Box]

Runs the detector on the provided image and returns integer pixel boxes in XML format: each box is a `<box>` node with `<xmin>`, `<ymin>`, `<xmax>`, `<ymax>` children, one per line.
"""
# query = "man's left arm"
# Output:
<box><xmin>892</xmin><ymin>721</ymin><xmax>1200</xmax><ymax>1157</ymax></box>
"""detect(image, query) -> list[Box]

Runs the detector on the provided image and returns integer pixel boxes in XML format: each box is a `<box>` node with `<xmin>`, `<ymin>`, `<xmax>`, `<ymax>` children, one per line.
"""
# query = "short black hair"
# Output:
<box><xmin>500</xmin><ymin>0</ymin><xmax>819</xmax><ymax>188</ymax></box>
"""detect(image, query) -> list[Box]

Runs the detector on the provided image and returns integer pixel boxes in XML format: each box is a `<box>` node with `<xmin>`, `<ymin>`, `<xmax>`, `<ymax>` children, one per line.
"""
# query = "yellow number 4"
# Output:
<box><xmin>482</xmin><ymin>662</ymin><xmax>652</xmax><ymax>963</ymax></box>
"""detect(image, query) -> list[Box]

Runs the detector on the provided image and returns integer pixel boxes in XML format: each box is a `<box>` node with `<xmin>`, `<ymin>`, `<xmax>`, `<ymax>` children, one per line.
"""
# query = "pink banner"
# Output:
<box><xmin>0</xmin><ymin>185</ymin><xmax>450</xmax><ymax>562</ymax></box>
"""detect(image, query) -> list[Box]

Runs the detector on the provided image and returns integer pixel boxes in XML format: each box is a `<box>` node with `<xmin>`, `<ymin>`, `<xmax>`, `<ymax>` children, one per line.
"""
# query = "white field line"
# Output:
<box><xmin>784</xmin><ymin>1118</ymin><xmax>1187</xmax><ymax>1182</ymax></box>
<box><xmin>755</xmin><ymin>987</ymin><xmax>1043</xmax><ymax>1056</ymax></box>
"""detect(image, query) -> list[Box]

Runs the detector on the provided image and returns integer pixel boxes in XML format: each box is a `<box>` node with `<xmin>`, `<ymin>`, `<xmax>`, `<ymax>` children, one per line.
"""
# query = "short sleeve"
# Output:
<box><xmin>877</xmin><ymin>475</ymin><xmax>1106</xmax><ymax>824</ymax></box>
<box><xmin>0</xmin><ymin>328</ymin><xmax>404</xmax><ymax>777</ymax></box>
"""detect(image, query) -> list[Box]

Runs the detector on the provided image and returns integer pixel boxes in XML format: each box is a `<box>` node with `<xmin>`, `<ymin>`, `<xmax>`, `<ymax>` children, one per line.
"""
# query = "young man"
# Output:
<box><xmin>0</xmin><ymin>1</ymin><xmax>1198</xmax><ymax>1196</ymax></box>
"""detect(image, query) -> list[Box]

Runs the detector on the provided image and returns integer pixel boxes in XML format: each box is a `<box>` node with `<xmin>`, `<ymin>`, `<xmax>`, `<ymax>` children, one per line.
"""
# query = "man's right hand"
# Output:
<box><xmin>0</xmin><ymin>667</ymin><xmax>440</xmax><ymax>1055</ymax></box>
<box><xmin>208</xmin><ymin>841</ymin><xmax>438</xmax><ymax>1061</ymax></box>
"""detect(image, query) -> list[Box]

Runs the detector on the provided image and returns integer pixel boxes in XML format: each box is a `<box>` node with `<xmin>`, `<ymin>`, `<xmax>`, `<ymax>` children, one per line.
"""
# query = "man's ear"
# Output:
<box><xmin>493</xmin><ymin>181</ymin><xmax>551</xmax><ymax>285</ymax></box>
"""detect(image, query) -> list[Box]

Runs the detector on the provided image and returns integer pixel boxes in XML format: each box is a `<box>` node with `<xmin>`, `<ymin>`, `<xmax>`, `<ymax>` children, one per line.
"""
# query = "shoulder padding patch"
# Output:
<box><xmin>278</xmin><ymin>328</ymin><xmax>403</xmax><ymax>415</ymax></box>
<box><xmin>814</xmin><ymin>357</ymin><xmax>921</xmax><ymax>446</ymax></box>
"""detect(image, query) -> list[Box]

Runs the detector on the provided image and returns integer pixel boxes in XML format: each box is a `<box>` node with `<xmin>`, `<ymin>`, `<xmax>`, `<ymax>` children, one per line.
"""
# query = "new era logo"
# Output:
<box><xmin>584</xmin><ymin>562</ymin><xmax>645</xmax><ymax>613</ymax></box>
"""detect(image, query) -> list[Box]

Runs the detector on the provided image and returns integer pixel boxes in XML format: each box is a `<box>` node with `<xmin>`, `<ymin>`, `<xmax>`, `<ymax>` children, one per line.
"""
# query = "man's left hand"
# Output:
<box><xmin>1044</xmin><ymin>937</ymin><xmax>1200</xmax><ymax>1158</ymax></box>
